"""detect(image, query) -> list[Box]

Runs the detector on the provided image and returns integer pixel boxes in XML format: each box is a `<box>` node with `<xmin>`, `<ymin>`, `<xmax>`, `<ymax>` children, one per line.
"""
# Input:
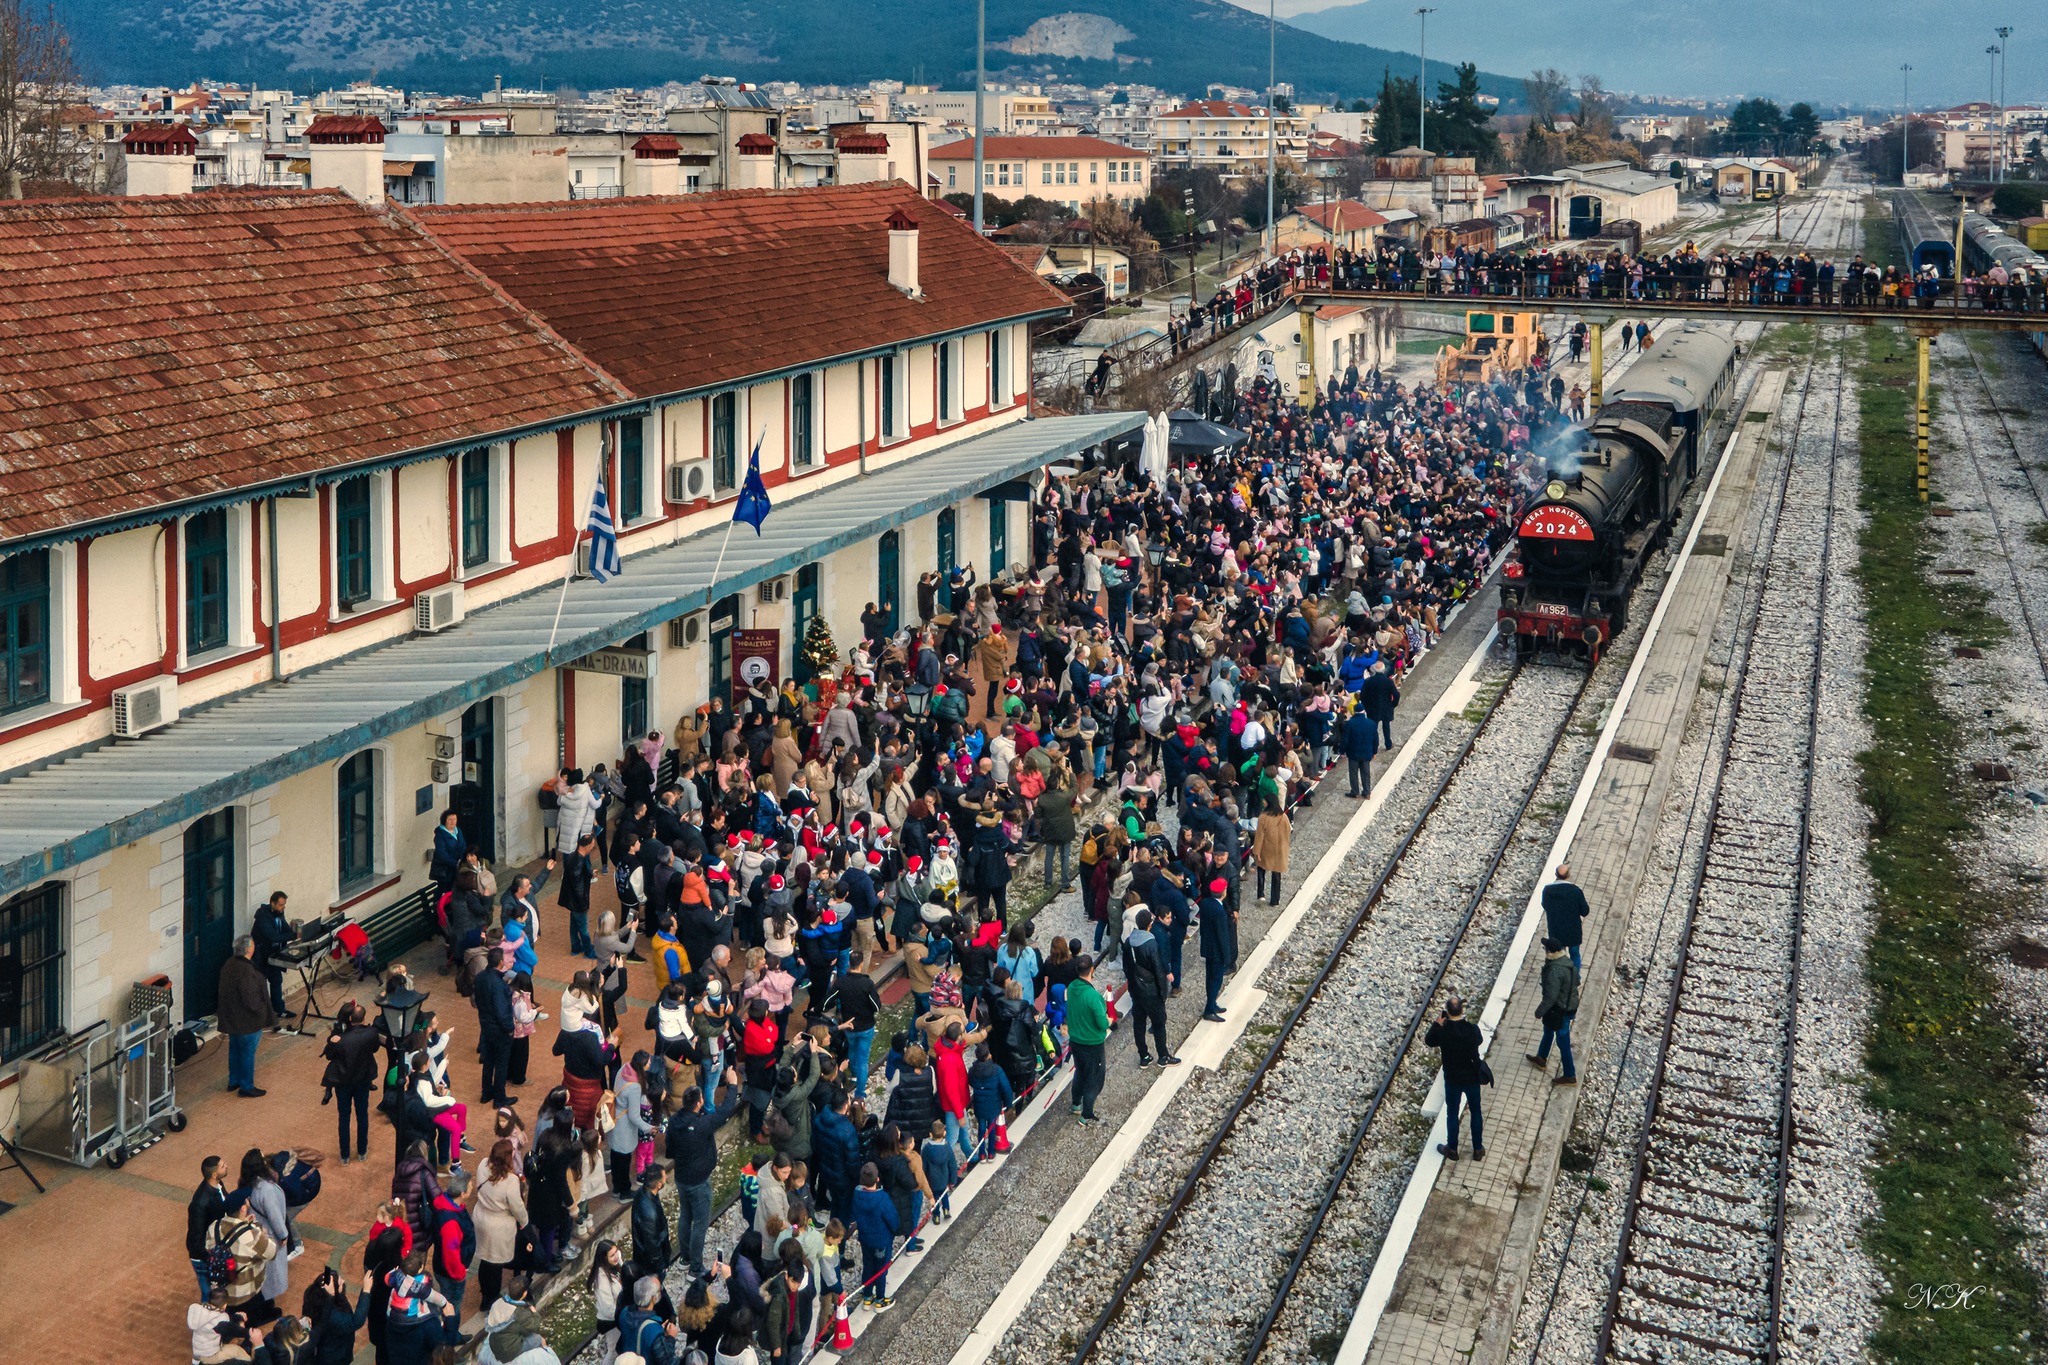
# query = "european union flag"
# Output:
<box><xmin>733</xmin><ymin>430</ymin><xmax>773</xmax><ymax>534</ymax></box>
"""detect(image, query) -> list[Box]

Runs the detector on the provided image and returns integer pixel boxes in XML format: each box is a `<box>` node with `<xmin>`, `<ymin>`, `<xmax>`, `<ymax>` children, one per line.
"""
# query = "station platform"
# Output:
<box><xmin>1358</xmin><ymin>367</ymin><xmax>1792</xmax><ymax>1365</ymax></box>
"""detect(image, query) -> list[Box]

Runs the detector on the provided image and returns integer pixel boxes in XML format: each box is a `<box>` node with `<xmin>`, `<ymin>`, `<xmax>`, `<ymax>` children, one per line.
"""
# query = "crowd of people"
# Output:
<box><xmin>1160</xmin><ymin>239</ymin><xmax>2045</xmax><ymax>344</ymax></box>
<box><xmin>181</xmin><ymin>286</ymin><xmax>1592</xmax><ymax>1365</ymax></box>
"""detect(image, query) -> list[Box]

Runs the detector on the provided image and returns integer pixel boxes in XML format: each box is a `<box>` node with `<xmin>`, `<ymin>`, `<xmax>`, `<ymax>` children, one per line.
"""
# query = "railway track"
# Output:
<box><xmin>1065</xmin><ymin>656</ymin><xmax>1595</xmax><ymax>1365</ymax></box>
<box><xmin>1939</xmin><ymin>332</ymin><xmax>2048</xmax><ymax>690</ymax></box>
<box><xmin>1589</xmin><ymin>334</ymin><xmax>1847</xmax><ymax>1365</ymax></box>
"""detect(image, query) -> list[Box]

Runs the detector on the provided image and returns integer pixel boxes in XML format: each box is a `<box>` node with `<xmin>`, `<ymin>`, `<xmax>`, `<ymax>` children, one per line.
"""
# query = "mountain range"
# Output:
<box><xmin>58</xmin><ymin>0</ymin><xmax>1519</xmax><ymax>104</ymax></box>
<box><xmin>1286</xmin><ymin>0</ymin><xmax>2027</xmax><ymax>107</ymax></box>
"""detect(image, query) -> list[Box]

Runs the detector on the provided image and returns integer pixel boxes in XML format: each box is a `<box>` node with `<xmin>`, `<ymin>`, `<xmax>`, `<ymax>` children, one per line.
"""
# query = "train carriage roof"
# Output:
<box><xmin>1606</xmin><ymin>322</ymin><xmax>1737</xmax><ymax>416</ymax></box>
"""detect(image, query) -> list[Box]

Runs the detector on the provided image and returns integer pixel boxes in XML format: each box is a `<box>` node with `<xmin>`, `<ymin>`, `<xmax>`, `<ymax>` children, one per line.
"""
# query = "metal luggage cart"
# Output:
<box><xmin>14</xmin><ymin>1001</ymin><xmax>186</xmax><ymax>1169</ymax></box>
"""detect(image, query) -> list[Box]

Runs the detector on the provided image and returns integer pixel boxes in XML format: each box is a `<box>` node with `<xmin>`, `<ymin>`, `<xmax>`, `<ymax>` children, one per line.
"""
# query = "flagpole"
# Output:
<box><xmin>708</xmin><ymin>425</ymin><xmax>770</xmax><ymax>594</ymax></box>
<box><xmin>547</xmin><ymin>425</ymin><xmax>612</xmax><ymax>660</ymax></box>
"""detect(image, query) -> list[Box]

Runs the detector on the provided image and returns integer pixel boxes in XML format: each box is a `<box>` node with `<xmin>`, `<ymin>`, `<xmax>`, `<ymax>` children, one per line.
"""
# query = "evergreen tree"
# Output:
<box><xmin>1371</xmin><ymin>68</ymin><xmax>1419</xmax><ymax>154</ymax></box>
<box><xmin>1431</xmin><ymin>62</ymin><xmax>1499</xmax><ymax>167</ymax></box>
<box><xmin>799</xmin><ymin>614</ymin><xmax>838</xmax><ymax>677</ymax></box>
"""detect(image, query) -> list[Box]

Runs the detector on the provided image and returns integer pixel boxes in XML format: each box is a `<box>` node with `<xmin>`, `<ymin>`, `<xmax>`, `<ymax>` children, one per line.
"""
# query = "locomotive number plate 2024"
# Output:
<box><xmin>1518</xmin><ymin>505</ymin><xmax>1596</xmax><ymax>541</ymax></box>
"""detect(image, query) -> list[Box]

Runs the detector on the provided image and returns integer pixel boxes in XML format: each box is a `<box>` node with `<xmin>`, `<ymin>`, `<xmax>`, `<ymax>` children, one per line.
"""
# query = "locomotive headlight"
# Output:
<box><xmin>1545</xmin><ymin>479</ymin><xmax>1567</xmax><ymax>502</ymax></box>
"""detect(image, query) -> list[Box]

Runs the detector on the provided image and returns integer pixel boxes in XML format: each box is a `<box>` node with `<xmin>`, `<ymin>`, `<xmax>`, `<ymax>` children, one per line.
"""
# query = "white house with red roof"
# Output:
<box><xmin>929</xmin><ymin>134</ymin><xmax>1150</xmax><ymax>210</ymax></box>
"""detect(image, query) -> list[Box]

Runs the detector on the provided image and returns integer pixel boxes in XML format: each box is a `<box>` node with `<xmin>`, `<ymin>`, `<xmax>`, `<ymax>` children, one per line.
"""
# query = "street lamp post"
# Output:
<box><xmin>1266</xmin><ymin>0</ymin><xmax>1277</xmax><ymax>260</ymax></box>
<box><xmin>972</xmin><ymin>0</ymin><xmax>985</xmax><ymax>234</ymax></box>
<box><xmin>1416</xmin><ymin>7</ymin><xmax>1434</xmax><ymax>154</ymax></box>
<box><xmin>1997</xmin><ymin>26</ymin><xmax>2013</xmax><ymax>182</ymax></box>
<box><xmin>1901</xmin><ymin>63</ymin><xmax>1912</xmax><ymax>186</ymax></box>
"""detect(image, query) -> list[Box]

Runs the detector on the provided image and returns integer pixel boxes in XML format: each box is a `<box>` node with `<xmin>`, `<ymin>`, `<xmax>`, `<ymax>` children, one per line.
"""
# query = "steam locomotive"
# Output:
<box><xmin>1499</xmin><ymin>324</ymin><xmax>1739</xmax><ymax>658</ymax></box>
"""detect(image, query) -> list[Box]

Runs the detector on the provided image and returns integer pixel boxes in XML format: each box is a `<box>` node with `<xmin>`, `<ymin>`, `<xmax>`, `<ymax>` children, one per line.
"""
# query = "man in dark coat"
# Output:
<box><xmin>1341</xmin><ymin>704</ymin><xmax>1379</xmax><ymax>798</ymax></box>
<box><xmin>217</xmin><ymin>936</ymin><xmax>276</xmax><ymax>1097</ymax></box>
<box><xmin>250</xmin><ymin>891</ymin><xmax>294</xmax><ymax>1018</ymax></box>
<box><xmin>473</xmin><ymin>946</ymin><xmax>516</xmax><ymax>1106</ymax></box>
<box><xmin>1359</xmin><ymin>662</ymin><xmax>1400</xmax><ymax>750</ymax></box>
<box><xmin>1424</xmin><ymin>996</ymin><xmax>1487</xmax><ymax>1160</ymax></box>
<box><xmin>1146</xmin><ymin>864</ymin><xmax>1192</xmax><ymax>994</ymax></box>
<box><xmin>1197</xmin><ymin>878</ymin><xmax>1234</xmax><ymax>1024</ymax></box>
<box><xmin>1541</xmin><ymin>863</ymin><xmax>1591</xmax><ymax>970</ymax></box>
<box><xmin>631</xmin><ymin>1166</ymin><xmax>674</xmax><ymax>1287</ymax></box>
<box><xmin>1121</xmin><ymin>910</ymin><xmax>1177</xmax><ymax>1067</ymax></box>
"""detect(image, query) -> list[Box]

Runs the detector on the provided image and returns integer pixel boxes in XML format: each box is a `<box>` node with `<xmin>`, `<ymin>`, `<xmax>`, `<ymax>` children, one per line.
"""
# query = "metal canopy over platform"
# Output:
<box><xmin>0</xmin><ymin>411</ymin><xmax>1143</xmax><ymax>899</ymax></box>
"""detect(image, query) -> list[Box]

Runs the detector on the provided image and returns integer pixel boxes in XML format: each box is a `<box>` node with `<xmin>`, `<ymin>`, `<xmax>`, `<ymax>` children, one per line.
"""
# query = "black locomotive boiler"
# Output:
<box><xmin>1500</xmin><ymin>324</ymin><xmax>1739</xmax><ymax>658</ymax></box>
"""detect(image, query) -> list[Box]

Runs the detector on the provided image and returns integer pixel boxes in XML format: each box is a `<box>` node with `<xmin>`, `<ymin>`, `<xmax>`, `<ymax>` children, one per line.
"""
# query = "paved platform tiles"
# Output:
<box><xmin>1364</xmin><ymin>367</ymin><xmax>1791</xmax><ymax>1365</ymax></box>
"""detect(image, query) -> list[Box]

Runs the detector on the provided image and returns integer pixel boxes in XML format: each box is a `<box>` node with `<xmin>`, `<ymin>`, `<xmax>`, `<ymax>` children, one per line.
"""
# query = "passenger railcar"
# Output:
<box><xmin>1499</xmin><ymin>324</ymin><xmax>1740</xmax><ymax>659</ymax></box>
<box><xmin>1895</xmin><ymin>192</ymin><xmax>1956</xmax><ymax>277</ymax></box>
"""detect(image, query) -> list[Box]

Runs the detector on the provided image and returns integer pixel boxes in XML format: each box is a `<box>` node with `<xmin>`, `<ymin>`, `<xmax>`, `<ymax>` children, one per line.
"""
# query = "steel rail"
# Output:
<box><xmin>1236</xmin><ymin>666</ymin><xmax>1595</xmax><ymax>1365</ymax></box>
<box><xmin>1591</xmin><ymin>333</ymin><xmax>1846</xmax><ymax>1365</ymax></box>
<box><xmin>1065</xmin><ymin>651</ymin><xmax>1587</xmax><ymax>1365</ymax></box>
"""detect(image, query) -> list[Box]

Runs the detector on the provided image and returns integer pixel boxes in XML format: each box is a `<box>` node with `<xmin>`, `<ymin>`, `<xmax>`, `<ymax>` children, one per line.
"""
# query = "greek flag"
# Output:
<box><xmin>733</xmin><ymin>430</ymin><xmax>773</xmax><ymax>534</ymax></box>
<box><xmin>586</xmin><ymin>467</ymin><xmax>622</xmax><ymax>583</ymax></box>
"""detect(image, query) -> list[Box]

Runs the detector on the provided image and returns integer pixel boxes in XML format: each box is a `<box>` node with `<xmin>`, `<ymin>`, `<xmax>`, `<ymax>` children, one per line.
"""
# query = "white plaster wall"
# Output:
<box><xmin>513</xmin><ymin>434</ymin><xmax>559</xmax><ymax>549</ymax></box>
<box><xmin>86</xmin><ymin>526</ymin><xmax>165</xmax><ymax>680</ymax></box>
<box><xmin>398</xmin><ymin>458</ymin><xmax>452</xmax><ymax>584</ymax></box>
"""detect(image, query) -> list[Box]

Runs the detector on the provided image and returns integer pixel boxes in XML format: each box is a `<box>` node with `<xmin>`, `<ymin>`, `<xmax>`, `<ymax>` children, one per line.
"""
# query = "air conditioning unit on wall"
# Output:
<box><xmin>112</xmin><ymin>676</ymin><xmax>179</xmax><ymax>738</ymax></box>
<box><xmin>667</xmin><ymin>459</ymin><xmax>713</xmax><ymax>503</ymax></box>
<box><xmin>757</xmin><ymin>577</ymin><xmax>788</xmax><ymax>604</ymax></box>
<box><xmin>668</xmin><ymin>612</ymin><xmax>706</xmax><ymax>649</ymax></box>
<box><xmin>414</xmin><ymin>582</ymin><xmax>465</xmax><ymax>633</ymax></box>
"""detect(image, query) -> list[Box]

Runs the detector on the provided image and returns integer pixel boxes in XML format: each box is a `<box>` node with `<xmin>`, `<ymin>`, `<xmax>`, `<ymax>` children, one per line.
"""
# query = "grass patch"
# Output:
<box><xmin>1863</xmin><ymin>198</ymin><xmax>1903</xmax><ymax>272</ymax></box>
<box><xmin>1397</xmin><ymin>337</ymin><xmax>1451</xmax><ymax>355</ymax></box>
<box><xmin>1850</xmin><ymin>324</ymin><xmax>2043</xmax><ymax>1365</ymax></box>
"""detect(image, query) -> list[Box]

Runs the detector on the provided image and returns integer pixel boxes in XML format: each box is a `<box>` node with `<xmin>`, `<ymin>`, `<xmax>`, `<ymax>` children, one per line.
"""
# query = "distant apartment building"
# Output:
<box><xmin>906</xmin><ymin>89</ymin><xmax>1056</xmax><ymax>134</ymax></box>
<box><xmin>1152</xmin><ymin>100</ymin><xmax>1308</xmax><ymax>178</ymax></box>
<box><xmin>1093</xmin><ymin>103</ymin><xmax>1158</xmax><ymax>152</ymax></box>
<box><xmin>929</xmin><ymin>135</ymin><xmax>1149</xmax><ymax>210</ymax></box>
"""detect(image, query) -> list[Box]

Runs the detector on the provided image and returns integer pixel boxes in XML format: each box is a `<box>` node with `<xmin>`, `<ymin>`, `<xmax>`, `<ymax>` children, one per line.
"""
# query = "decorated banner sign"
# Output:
<box><xmin>1517</xmin><ymin>504</ymin><xmax>1595</xmax><ymax>541</ymax></box>
<box><xmin>731</xmin><ymin>628</ymin><xmax>781</xmax><ymax>700</ymax></box>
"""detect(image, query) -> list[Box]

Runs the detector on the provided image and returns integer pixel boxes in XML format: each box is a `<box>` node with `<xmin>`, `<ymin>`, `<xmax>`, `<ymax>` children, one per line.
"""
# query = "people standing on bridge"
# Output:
<box><xmin>1541</xmin><ymin>864</ymin><xmax>1591</xmax><ymax>970</ymax></box>
<box><xmin>1426</xmin><ymin>997</ymin><xmax>1488</xmax><ymax>1161</ymax></box>
<box><xmin>1528</xmin><ymin>939</ymin><xmax>1581</xmax><ymax>1086</ymax></box>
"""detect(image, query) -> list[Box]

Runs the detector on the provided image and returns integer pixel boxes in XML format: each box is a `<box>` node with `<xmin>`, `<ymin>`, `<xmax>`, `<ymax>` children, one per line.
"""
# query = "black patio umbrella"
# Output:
<box><xmin>1167</xmin><ymin>410</ymin><xmax>1250</xmax><ymax>462</ymax></box>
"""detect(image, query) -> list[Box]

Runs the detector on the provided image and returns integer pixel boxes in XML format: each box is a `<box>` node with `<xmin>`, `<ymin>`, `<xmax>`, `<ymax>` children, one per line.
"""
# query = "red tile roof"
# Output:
<box><xmin>0</xmin><ymin>191</ymin><xmax>627</xmax><ymax>544</ymax></box>
<box><xmin>632</xmin><ymin>134</ymin><xmax>680</xmax><ymax>158</ymax></box>
<box><xmin>1291</xmin><ymin>200</ymin><xmax>1389</xmax><ymax>232</ymax></box>
<box><xmin>121</xmin><ymin>123</ymin><xmax>199</xmax><ymax>154</ymax></box>
<box><xmin>928</xmin><ymin>135</ymin><xmax>1147</xmax><ymax>161</ymax></box>
<box><xmin>407</xmin><ymin>183</ymin><xmax>1070</xmax><ymax>400</ymax></box>
<box><xmin>735</xmin><ymin>133</ymin><xmax>777</xmax><ymax>153</ymax></box>
<box><xmin>305</xmin><ymin>115</ymin><xmax>387</xmax><ymax>143</ymax></box>
<box><xmin>1161</xmin><ymin>100</ymin><xmax>1258</xmax><ymax>120</ymax></box>
<box><xmin>834</xmin><ymin>132</ymin><xmax>892</xmax><ymax>154</ymax></box>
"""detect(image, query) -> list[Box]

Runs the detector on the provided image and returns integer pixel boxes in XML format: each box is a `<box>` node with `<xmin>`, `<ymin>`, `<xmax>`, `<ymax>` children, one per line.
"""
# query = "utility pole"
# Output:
<box><xmin>1901</xmin><ymin>63</ymin><xmax>1912</xmax><ymax>186</ymax></box>
<box><xmin>1266</xmin><ymin>0</ymin><xmax>1277</xmax><ymax>259</ymax></box>
<box><xmin>1988</xmin><ymin>43</ymin><xmax>2001</xmax><ymax>181</ymax></box>
<box><xmin>972</xmin><ymin>0</ymin><xmax>985</xmax><ymax>234</ymax></box>
<box><xmin>1997</xmin><ymin>26</ymin><xmax>2013</xmax><ymax>181</ymax></box>
<box><xmin>1184</xmin><ymin>187</ymin><xmax>1197</xmax><ymax>305</ymax></box>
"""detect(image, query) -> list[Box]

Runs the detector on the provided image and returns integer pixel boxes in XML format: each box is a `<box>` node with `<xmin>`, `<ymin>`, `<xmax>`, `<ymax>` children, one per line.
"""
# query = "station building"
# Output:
<box><xmin>0</xmin><ymin>180</ymin><xmax>1137</xmax><ymax>1125</ymax></box>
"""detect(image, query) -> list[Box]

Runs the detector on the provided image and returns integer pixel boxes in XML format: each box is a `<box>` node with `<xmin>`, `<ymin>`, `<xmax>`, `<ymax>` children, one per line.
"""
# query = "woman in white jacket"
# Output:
<box><xmin>553</xmin><ymin>769</ymin><xmax>598</xmax><ymax>859</ymax></box>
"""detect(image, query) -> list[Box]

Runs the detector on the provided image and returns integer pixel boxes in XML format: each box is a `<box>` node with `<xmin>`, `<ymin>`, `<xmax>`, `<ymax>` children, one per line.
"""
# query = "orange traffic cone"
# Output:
<box><xmin>832</xmin><ymin>1297</ymin><xmax>856</xmax><ymax>1349</ymax></box>
<box><xmin>991</xmin><ymin>1108</ymin><xmax>1012</xmax><ymax>1155</ymax></box>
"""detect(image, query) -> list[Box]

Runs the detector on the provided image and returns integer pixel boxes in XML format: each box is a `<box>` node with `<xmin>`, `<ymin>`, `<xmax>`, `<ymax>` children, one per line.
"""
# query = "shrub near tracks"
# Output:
<box><xmin>1852</xmin><ymin>325</ymin><xmax>2045</xmax><ymax>1364</ymax></box>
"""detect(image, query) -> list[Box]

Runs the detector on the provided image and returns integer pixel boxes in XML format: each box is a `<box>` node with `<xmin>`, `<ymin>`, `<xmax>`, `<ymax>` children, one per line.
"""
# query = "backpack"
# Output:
<box><xmin>454</xmin><ymin>952</ymin><xmax>477</xmax><ymax>998</ymax></box>
<box><xmin>1079</xmin><ymin>831</ymin><xmax>1103</xmax><ymax>867</ymax></box>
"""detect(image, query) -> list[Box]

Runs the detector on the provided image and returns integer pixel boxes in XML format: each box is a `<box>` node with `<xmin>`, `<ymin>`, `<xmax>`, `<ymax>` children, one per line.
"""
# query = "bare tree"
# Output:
<box><xmin>0</xmin><ymin>0</ymin><xmax>84</xmax><ymax>196</ymax></box>
<box><xmin>1523</xmin><ymin>69</ymin><xmax>1570</xmax><ymax>132</ymax></box>
<box><xmin>1575</xmin><ymin>74</ymin><xmax>1616</xmax><ymax>142</ymax></box>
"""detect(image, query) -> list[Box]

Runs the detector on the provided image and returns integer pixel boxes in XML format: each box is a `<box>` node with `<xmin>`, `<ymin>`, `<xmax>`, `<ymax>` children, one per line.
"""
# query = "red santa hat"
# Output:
<box><xmin>867</xmin><ymin>850</ymin><xmax>884</xmax><ymax>867</ymax></box>
<box><xmin>768</xmin><ymin>873</ymin><xmax>786</xmax><ymax>891</ymax></box>
<box><xmin>905</xmin><ymin>856</ymin><xmax>924</xmax><ymax>872</ymax></box>
<box><xmin>726</xmin><ymin>834</ymin><xmax>742</xmax><ymax>849</ymax></box>
<box><xmin>1208</xmin><ymin>878</ymin><xmax>1228</xmax><ymax>895</ymax></box>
